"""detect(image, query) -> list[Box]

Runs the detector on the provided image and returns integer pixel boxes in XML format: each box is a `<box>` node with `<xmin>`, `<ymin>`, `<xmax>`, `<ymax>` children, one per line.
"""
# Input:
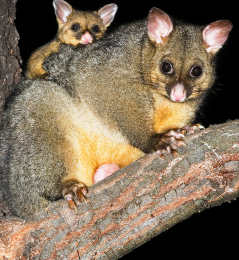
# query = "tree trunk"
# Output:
<box><xmin>0</xmin><ymin>0</ymin><xmax>22</xmax><ymax>110</ymax></box>
<box><xmin>0</xmin><ymin>0</ymin><xmax>22</xmax><ymax>217</ymax></box>
<box><xmin>0</xmin><ymin>120</ymin><xmax>239</xmax><ymax>260</ymax></box>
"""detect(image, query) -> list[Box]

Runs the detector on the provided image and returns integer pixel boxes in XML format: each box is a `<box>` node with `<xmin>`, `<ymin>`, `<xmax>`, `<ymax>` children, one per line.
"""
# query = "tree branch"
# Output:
<box><xmin>0</xmin><ymin>119</ymin><xmax>239</xmax><ymax>260</ymax></box>
<box><xmin>0</xmin><ymin>1</ymin><xmax>239</xmax><ymax>259</ymax></box>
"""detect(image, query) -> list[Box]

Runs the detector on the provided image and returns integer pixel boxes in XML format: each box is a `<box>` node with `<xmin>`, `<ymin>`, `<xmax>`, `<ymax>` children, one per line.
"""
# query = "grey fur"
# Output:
<box><xmin>0</xmin><ymin>13</ymin><xmax>230</xmax><ymax>218</ymax></box>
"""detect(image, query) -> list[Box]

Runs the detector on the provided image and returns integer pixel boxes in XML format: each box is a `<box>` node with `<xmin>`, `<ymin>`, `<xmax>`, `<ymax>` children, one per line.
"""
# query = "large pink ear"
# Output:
<box><xmin>203</xmin><ymin>20</ymin><xmax>233</xmax><ymax>54</ymax></box>
<box><xmin>98</xmin><ymin>3</ymin><xmax>118</xmax><ymax>28</ymax></box>
<box><xmin>53</xmin><ymin>0</ymin><xmax>72</xmax><ymax>24</ymax></box>
<box><xmin>148</xmin><ymin>8</ymin><xmax>173</xmax><ymax>45</ymax></box>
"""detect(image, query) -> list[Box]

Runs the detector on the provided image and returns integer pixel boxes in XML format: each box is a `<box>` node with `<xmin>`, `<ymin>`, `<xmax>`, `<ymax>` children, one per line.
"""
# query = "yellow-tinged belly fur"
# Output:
<box><xmin>153</xmin><ymin>94</ymin><xmax>197</xmax><ymax>134</ymax></box>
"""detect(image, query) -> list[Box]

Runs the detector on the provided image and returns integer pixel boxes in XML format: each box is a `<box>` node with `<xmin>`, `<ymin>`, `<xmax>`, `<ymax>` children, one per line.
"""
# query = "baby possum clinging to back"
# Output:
<box><xmin>26</xmin><ymin>0</ymin><xmax>118</xmax><ymax>79</ymax></box>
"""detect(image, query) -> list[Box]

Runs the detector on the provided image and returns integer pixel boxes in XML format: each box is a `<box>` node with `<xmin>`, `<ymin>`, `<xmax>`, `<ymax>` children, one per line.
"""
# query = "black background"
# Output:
<box><xmin>15</xmin><ymin>0</ymin><xmax>238</xmax><ymax>259</ymax></box>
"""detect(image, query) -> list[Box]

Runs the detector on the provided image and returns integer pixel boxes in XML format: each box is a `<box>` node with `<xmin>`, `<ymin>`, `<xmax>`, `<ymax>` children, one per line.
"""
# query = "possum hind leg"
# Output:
<box><xmin>62</xmin><ymin>180</ymin><xmax>88</xmax><ymax>210</ymax></box>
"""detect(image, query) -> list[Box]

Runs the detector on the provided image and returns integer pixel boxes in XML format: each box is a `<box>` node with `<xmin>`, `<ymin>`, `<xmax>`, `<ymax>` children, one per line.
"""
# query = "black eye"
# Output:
<box><xmin>71</xmin><ymin>23</ymin><xmax>80</xmax><ymax>32</ymax></box>
<box><xmin>190</xmin><ymin>65</ymin><xmax>202</xmax><ymax>78</ymax></box>
<box><xmin>161</xmin><ymin>62</ymin><xmax>173</xmax><ymax>75</ymax></box>
<box><xmin>91</xmin><ymin>24</ymin><xmax>100</xmax><ymax>33</ymax></box>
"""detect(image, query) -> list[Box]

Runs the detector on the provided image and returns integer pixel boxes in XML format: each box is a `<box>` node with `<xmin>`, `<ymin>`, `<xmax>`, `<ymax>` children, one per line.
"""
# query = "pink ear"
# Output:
<box><xmin>148</xmin><ymin>8</ymin><xmax>173</xmax><ymax>44</ymax></box>
<box><xmin>98</xmin><ymin>3</ymin><xmax>118</xmax><ymax>28</ymax></box>
<box><xmin>53</xmin><ymin>0</ymin><xmax>72</xmax><ymax>24</ymax></box>
<box><xmin>203</xmin><ymin>20</ymin><xmax>233</xmax><ymax>53</ymax></box>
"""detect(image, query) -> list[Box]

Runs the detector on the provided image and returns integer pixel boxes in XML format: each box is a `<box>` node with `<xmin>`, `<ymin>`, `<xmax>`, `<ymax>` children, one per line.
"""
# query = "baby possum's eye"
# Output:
<box><xmin>160</xmin><ymin>61</ymin><xmax>174</xmax><ymax>75</ymax></box>
<box><xmin>190</xmin><ymin>65</ymin><xmax>203</xmax><ymax>78</ymax></box>
<box><xmin>71</xmin><ymin>23</ymin><xmax>81</xmax><ymax>32</ymax></box>
<box><xmin>91</xmin><ymin>24</ymin><xmax>100</xmax><ymax>33</ymax></box>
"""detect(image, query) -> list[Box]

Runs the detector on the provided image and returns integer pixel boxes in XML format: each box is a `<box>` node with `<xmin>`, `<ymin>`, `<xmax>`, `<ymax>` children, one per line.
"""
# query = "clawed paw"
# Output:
<box><xmin>180</xmin><ymin>123</ymin><xmax>204</xmax><ymax>135</ymax></box>
<box><xmin>150</xmin><ymin>123</ymin><xmax>204</xmax><ymax>159</ymax></box>
<box><xmin>62</xmin><ymin>180</ymin><xmax>88</xmax><ymax>210</ymax></box>
<box><xmin>151</xmin><ymin>130</ymin><xmax>185</xmax><ymax>159</ymax></box>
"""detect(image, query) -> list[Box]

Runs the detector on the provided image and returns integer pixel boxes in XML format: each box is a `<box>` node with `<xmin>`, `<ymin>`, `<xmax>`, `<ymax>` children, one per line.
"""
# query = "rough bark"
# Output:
<box><xmin>0</xmin><ymin>0</ymin><xmax>22</xmax><ymax>218</ymax></box>
<box><xmin>0</xmin><ymin>120</ymin><xmax>238</xmax><ymax>260</ymax></box>
<box><xmin>0</xmin><ymin>0</ymin><xmax>22</xmax><ymax>110</ymax></box>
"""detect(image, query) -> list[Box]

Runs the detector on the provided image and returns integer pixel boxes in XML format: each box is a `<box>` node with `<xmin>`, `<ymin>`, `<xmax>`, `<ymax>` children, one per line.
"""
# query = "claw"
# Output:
<box><xmin>177</xmin><ymin>140</ymin><xmax>186</xmax><ymax>147</ymax></box>
<box><xmin>181</xmin><ymin>124</ymin><xmax>205</xmax><ymax>134</ymax></box>
<box><xmin>197</xmin><ymin>124</ymin><xmax>205</xmax><ymax>130</ymax></box>
<box><xmin>171</xmin><ymin>150</ymin><xmax>179</xmax><ymax>157</ymax></box>
<box><xmin>166</xmin><ymin>130</ymin><xmax>184</xmax><ymax>139</ymax></box>
<box><xmin>64</xmin><ymin>193</ymin><xmax>77</xmax><ymax>211</ymax></box>
<box><xmin>62</xmin><ymin>181</ymin><xmax>88</xmax><ymax>210</ymax></box>
<box><xmin>180</xmin><ymin>129</ymin><xmax>187</xmax><ymax>135</ymax></box>
<box><xmin>157</xmin><ymin>150</ymin><xmax>165</xmax><ymax>160</ymax></box>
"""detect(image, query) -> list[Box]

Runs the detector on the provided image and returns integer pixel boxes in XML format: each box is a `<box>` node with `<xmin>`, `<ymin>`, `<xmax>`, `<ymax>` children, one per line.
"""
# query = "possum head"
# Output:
<box><xmin>146</xmin><ymin>8</ymin><xmax>232</xmax><ymax>103</ymax></box>
<box><xmin>53</xmin><ymin>0</ymin><xmax>118</xmax><ymax>45</ymax></box>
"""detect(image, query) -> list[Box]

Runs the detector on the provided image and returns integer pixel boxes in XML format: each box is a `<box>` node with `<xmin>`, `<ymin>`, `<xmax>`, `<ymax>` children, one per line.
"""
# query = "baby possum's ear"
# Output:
<box><xmin>53</xmin><ymin>0</ymin><xmax>72</xmax><ymax>24</ymax></box>
<box><xmin>147</xmin><ymin>7</ymin><xmax>173</xmax><ymax>45</ymax></box>
<box><xmin>203</xmin><ymin>20</ymin><xmax>233</xmax><ymax>54</ymax></box>
<box><xmin>98</xmin><ymin>3</ymin><xmax>118</xmax><ymax>28</ymax></box>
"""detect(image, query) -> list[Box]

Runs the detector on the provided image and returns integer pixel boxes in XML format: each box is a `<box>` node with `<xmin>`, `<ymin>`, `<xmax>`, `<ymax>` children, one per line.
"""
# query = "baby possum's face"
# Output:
<box><xmin>53</xmin><ymin>0</ymin><xmax>118</xmax><ymax>46</ymax></box>
<box><xmin>58</xmin><ymin>11</ymin><xmax>107</xmax><ymax>46</ymax></box>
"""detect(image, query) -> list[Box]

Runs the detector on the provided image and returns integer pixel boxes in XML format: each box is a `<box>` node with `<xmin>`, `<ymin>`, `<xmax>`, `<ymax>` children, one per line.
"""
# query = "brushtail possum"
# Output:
<box><xmin>0</xmin><ymin>8</ymin><xmax>232</xmax><ymax>218</ymax></box>
<box><xmin>25</xmin><ymin>0</ymin><xmax>118</xmax><ymax>79</ymax></box>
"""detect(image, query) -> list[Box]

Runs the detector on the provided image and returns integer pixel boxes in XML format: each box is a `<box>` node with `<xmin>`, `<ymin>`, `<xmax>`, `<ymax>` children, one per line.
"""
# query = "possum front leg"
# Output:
<box><xmin>149</xmin><ymin>123</ymin><xmax>204</xmax><ymax>158</ymax></box>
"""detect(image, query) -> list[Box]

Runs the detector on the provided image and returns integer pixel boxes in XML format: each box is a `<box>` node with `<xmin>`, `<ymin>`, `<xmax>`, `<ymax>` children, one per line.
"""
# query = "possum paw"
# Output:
<box><xmin>150</xmin><ymin>124</ymin><xmax>204</xmax><ymax>159</ymax></box>
<box><xmin>62</xmin><ymin>180</ymin><xmax>88</xmax><ymax>210</ymax></box>
<box><xmin>180</xmin><ymin>123</ymin><xmax>205</xmax><ymax>135</ymax></box>
<box><xmin>150</xmin><ymin>130</ymin><xmax>186</xmax><ymax>159</ymax></box>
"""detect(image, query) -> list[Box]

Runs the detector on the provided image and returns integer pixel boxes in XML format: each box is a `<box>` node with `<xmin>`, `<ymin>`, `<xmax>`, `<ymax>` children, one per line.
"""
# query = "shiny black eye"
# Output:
<box><xmin>190</xmin><ymin>65</ymin><xmax>203</xmax><ymax>78</ymax></box>
<box><xmin>91</xmin><ymin>24</ymin><xmax>100</xmax><ymax>33</ymax></box>
<box><xmin>71</xmin><ymin>23</ymin><xmax>80</xmax><ymax>32</ymax></box>
<box><xmin>161</xmin><ymin>62</ymin><xmax>173</xmax><ymax>75</ymax></box>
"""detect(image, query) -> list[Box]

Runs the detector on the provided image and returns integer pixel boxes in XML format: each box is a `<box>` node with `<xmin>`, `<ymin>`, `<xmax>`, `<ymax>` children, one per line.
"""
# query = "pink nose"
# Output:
<box><xmin>170</xmin><ymin>83</ymin><xmax>186</xmax><ymax>102</ymax></box>
<box><xmin>81</xmin><ymin>32</ymin><xmax>93</xmax><ymax>44</ymax></box>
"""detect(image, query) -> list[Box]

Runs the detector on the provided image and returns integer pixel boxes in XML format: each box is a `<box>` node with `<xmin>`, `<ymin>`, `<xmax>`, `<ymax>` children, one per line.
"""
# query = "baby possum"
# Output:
<box><xmin>26</xmin><ymin>0</ymin><xmax>118</xmax><ymax>79</ymax></box>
